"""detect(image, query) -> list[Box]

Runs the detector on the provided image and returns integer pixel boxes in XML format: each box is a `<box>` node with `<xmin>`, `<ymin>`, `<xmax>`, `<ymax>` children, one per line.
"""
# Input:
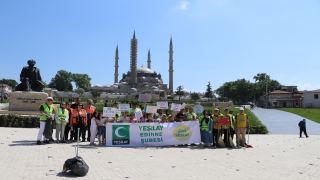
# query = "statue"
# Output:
<box><xmin>15</xmin><ymin>59</ymin><xmax>44</xmax><ymax>92</ymax></box>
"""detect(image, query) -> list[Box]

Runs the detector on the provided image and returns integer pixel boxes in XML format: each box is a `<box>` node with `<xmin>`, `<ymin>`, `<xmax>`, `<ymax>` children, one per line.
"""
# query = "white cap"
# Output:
<box><xmin>239</xmin><ymin>107</ymin><xmax>244</xmax><ymax>110</ymax></box>
<box><xmin>47</xmin><ymin>97</ymin><xmax>53</xmax><ymax>100</ymax></box>
<box><xmin>214</xmin><ymin>108</ymin><xmax>219</xmax><ymax>111</ymax></box>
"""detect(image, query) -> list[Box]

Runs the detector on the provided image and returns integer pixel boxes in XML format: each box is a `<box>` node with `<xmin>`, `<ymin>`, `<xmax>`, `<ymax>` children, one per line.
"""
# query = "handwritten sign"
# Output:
<box><xmin>170</xmin><ymin>103</ymin><xmax>181</xmax><ymax>112</ymax></box>
<box><xmin>103</xmin><ymin>107</ymin><xmax>117</xmax><ymax>117</ymax></box>
<box><xmin>157</xmin><ymin>101</ymin><xmax>168</xmax><ymax>109</ymax></box>
<box><xmin>138</xmin><ymin>94</ymin><xmax>151</xmax><ymax>102</ymax></box>
<box><xmin>135</xmin><ymin>111</ymin><xmax>143</xmax><ymax>120</ymax></box>
<box><xmin>194</xmin><ymin>105</ymin><xmax>204</xmax><ymax>114</ymax></box>
<box><xmin>146</xmin><ymin>106</ymin><xmax>158</xmax><ymax>113</ymax></box>
<box><xmin>118</xmin><ymin>104</ymin><xmax>130</xmax><ymax>112</ymax></box>
<box><xmin>181</xmin><ymin>103</ymin><xmax>186</xmax><ymax>109</ymax></box>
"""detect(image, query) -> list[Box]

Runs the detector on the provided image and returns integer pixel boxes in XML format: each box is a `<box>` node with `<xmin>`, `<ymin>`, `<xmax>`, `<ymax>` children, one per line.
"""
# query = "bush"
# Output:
<box><xmin>0</xmin><ymin>115</ymin><xmax>39</xmax><ymax>128</ymax></box>
<box><xmin>248</xmin><ymin>125</ymin><xmax>269</xmax><ymax>134</ymax></box>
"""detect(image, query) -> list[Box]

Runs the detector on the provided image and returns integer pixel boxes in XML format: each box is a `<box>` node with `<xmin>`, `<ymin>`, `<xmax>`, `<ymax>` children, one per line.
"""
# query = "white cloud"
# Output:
<box><xmin>293</xmin><ymin>83</ymin><xmax>320</xmax><ymax>91</ymax></box>
<box><xmin>175</xmin><ymin>1</ymin><xmax>190</xmax><ymax>10</ymax></box>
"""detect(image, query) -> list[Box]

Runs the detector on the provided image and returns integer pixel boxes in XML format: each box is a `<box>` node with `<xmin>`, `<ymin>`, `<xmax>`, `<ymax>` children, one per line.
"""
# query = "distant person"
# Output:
<box><xmin>234</xmin><ymin>107</ymin><xmax>250</xmax><ymax>147</ymax></box>
<box><xmin>37</xmin><ymin>97</ymin><xmax>55</xmax><ymax>145</ymax></box>
<box><xmin>298</xmin><ymin>119</ymin><xmax>309</xmax><ymax>138</ymax></box>
<box><xmin>55</xmin><ymin>102</ymin><xmax>69</xmax><ymax>143</ymax></box>
<box><xmin>71</xmin><ymin>97</ymin><xmax>81</xmax><ymax>109</ymax></box>
<box><xmin>89</xmin><ymin>111</ymin><xmax>99</xmax><ymax>146</ymax></box>
<box><xmin>85</xmin><ymin>99</ymin><xmax>96</xmax><ymax>142</ymax></box>
<box><xmin>71</xmin><ymin>103</ymin><xmax>87</xmax><ymax>142</ymax></box>
<box><xmin>200</xmin><ymin>112</ymin><xmax>213</xmax><ymax>147</ymax></box>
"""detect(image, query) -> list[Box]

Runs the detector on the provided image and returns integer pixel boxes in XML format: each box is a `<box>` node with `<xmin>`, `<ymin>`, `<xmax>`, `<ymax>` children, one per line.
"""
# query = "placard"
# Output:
<box><xmin>157</xmin><ymin>101</ymin><xmax>168</xmax><ymax>109</ymax></box>
<box><xmin>194</xmin><ymin>105</ymin><xmax>204</xmax><ymax>114</ymax></box>
<box><xmin>138</xmin><ymin>94</ymin><xmax>151</xmax><ymax>102</ymax></box>
<box><xmin>135</xmin><ymin>111</ymin><xmax>143</xmax><ymax>120</ymax></box>
<box><xmin>218</xmin><ymin>118</ymin><xmax>230</xmax><ymax>126</ymax></box>
<box><xmin>118</xmin><ymin>104</ymin><xmax>130</xmax><ymax>112</ymax></box>
<box><xmin>170</xmin><ymin>103</ymin><xmax>181</xmax><ymax>111</ymax></box>
<box><xmin>103</xmin><ymin>107</ymin><xmax>117</xmax><ymax>117</ymax></box>
<box><xmin>146</xmin><ymin>106</ymin><xmax>158</xmax><ymax>113</ymax></box>
<box><xmin>181</xmin><ymin>103</ymin><xmax>186</xmax><ymax>109</ymax></box>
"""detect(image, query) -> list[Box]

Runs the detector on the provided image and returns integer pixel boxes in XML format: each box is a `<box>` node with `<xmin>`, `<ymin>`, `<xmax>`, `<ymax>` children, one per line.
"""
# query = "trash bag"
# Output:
<box><xmin>62</xmin><ymin>156</ymin><xmax>89</xmax><ymax>176</ymax></box>
<box><xmin>43</xmin><ymin>120</ymin><xmax>52</xmax><ymax>139</ymax></box>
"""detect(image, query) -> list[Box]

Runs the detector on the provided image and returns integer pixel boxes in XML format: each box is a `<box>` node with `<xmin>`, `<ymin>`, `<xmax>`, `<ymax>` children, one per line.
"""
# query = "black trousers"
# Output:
<box><xmin>300</xmin><ymin>127</ymin><xmax>308</xmax><ymax>137</ymax></box>
<box><xmin>73</xmin><ymin>122</ymin><xmax>86</xmax><ymax>141</ymax></box>
<box><xmin>222</xmin><ymin>129</ymin><xmax>229</xmax><ymax>143</ymax></box>
<box><xmin>64</xmin><ymin>124</ymin><xmax>74</xmax><ymax>140</ymax></box>
<box><xmin>212</xmin><ymin>129</ymin><xmax>219</xmax><ymax>144</ymax></box>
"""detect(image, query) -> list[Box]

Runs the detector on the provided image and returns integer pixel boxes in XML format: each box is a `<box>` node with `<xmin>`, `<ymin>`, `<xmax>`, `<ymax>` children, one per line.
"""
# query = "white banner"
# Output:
<box><xmin>146</xmin><ymin>106</ymin><xmax>157</xmax><ymax>113</ymax></box>
<box><xmin>157</xmin><ymin>101</ymin><xmax>168</xmax><ymax>109</ymax></box>
<box><xmin>171</xmin><ymin>103</ymin><xmax>181</xmax><ymax>111</ymax></box>
<box><xmin>105</xmin><ymin>122</ymin><xmax>201</xmax><ymax>147</ymax></box>
<box><xmin>118</xmin><ymin>104</ymin><xmax>130</xmax><ymax>112</ymax></box>
<box><xmin>103</xmin><ymin>107</ymin><xmax>117</xmax><ymax>117</ymax></box>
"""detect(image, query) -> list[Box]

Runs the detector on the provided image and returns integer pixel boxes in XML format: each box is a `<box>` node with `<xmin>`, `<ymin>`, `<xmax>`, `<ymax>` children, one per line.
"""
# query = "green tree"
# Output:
<box><xmin>0</xmin><ymin>78</ymin><xmax>18</xmax><ymax>90</ymax></box>
<box><xmin>175</xmin><ymin>85</ymin><xmax>184</xmax><ymax>101</ymax></box>
<box><xmin>215</xmin><ymin>79</ymin><xmax>254</xmax><ymax>103</ymax></box>
<box><xmin>204</xmin><ymin>82</ymin><xmax>213</xmax><ymax>101</ymax></box>
<box><xmin>190</xmin><ymin>92</ymin><xmax>200</xmax><ymax>101</ymax></box>
<box><xmin>75</xmin><ymin>88</ymin><xmax>85</xmax><ymax>97</ymax></box>
<box><xmin>91</xmin><ymin>91</ymin><xmax>101</xmax><ymax>98</ymax></box>
<box><xmin>48</xmin><ymin>70</ymin><xmax>73</xmax><ymax>91</ymax></box>
<box><xmin>253</xmin><ymin>73</ymin><xmax>281</xmax><ymax>100</ymax></box>
<box><xmin>72</xmin><ymin>73</ymin><xmax>92</xmax><ymax>91</ymax></box>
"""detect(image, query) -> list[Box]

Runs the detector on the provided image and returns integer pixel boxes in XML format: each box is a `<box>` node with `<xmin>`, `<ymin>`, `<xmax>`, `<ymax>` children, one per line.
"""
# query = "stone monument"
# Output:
<box><xmin>8</xmin><ymin>59</ymin><xmax>48</xmax><ymax>112</ymax></box>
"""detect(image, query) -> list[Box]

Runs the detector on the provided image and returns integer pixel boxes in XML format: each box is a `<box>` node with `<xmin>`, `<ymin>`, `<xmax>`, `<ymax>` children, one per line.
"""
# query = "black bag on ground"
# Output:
<box><xmin>62</xmin><ymin>156</ymin><xmax>89</xmax><ymax>176</ymax></box>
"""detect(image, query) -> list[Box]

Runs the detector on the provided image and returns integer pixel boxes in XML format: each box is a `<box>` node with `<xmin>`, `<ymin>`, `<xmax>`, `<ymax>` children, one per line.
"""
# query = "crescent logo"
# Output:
<box><xmin>115</xmin><ymin>127</ymin><xmax>125</xmax><ymax>138</ymax></box>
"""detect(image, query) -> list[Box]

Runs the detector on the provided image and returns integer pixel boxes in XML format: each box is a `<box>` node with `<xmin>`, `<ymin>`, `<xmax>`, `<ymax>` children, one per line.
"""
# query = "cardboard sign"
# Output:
<box><xmin>194</xmin><ymin>105</ymin><xmax>204</xmax><ymax>114</ymax></box>
<box><xmin>146</xmin><ymin>106</ymin><xmax>158</xmax><ymax>114</ymax></box>
<box><xmin>118</xmin><ymin>104</ymin><xmax>130</xmax><ymax>112</ymax></box>
<box><xmin>157</xmin><ymin>101</ymin><xmax>168</xmax><ymax>109</ymax></box>
<box><xmin>138</xmin><ymin>94</ymin><xmax>151</xmax><ymax>102</ymax></box>
<box><xmin>181</xmin><ymin>103</ymin><xmax>186</xmax><ymax>109</ymax></box>
<box><xmin>135</xmin><ymin>111</ymin><xmax>143</xmax><ymax>120</ymax></box>
<box><xmin>171</xmin><ymin>103</ymin><xmax>181</xmax><ymax>112</ymax></box>
<box><xmin>218</xmin><ymin>118</ymin><xmax>230</xmax><ymax>126</ymax></box>
<box><xmin>103</xmin><ymin>107</ymin><xmax>117</xmax><ymax>117</ymax></box>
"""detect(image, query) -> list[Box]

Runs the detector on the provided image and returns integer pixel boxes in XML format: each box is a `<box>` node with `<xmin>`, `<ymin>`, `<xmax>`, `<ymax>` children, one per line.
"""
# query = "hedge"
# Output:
<box><xmin>0</xmin><ymin>115</ymin><xmax>39</xmax><ymax>128</ymax></box>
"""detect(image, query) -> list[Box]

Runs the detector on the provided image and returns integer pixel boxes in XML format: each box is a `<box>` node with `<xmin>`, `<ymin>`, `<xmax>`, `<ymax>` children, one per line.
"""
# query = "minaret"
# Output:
<box><xmin>130</xmin><ymin>30</ymin><xmax>138</xmax><ymax>87</ymax></box>
<box><xmin>169</xmin><ymin>36</ymin><xmax>174</xmax><ymax>94</ymax></box>
<box><xmin>114</xmin><ymin>45</ymin><xmax>119</xmax><ymax>84</ymax></box>
<box><xmin>147</xmin><ymin>49</ymin><xmax>151</xmax><ymax>69</ymax></box>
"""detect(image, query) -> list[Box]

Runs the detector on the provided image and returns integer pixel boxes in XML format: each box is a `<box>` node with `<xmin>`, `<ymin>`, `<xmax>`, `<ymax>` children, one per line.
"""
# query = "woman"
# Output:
<box><xmin>89</xmin><ymin>111</ymin><xmax>98</xmax><ymax>145</ymax></box>
<box><xmin>160</xmin><ymin>114</ymin><xmax>167</xmax><ymax>123</ymax></box>
<box><xmin>118</xmin><ymin>111</ymin><xmax>129</xmax><ymax>123</ymax></box>
<box><xmin>129</xmin><ymin>113</ymin><xmax>137</xmax><ymax>123</ymax></box>
<box><xmin>145</xmin><ymin>113</ymin><xmax>153</xmax><ymax>122</ymax></box>
<box><xmin>200</xmin><ymin>112</ymin><xmax>213</xmax><ymax>147</ymax></box>
<box><xmin>55</xmin><ymin>102</ymin><xmax>69</xmax><ymax>143</ymax></box>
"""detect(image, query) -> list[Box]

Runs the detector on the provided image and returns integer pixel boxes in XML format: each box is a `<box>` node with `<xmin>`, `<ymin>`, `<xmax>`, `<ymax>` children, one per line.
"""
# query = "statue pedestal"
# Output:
<box><xmin>9</xmin><ymin>91</ymin><xmax>48</xmax><ymax>111</ymax></box>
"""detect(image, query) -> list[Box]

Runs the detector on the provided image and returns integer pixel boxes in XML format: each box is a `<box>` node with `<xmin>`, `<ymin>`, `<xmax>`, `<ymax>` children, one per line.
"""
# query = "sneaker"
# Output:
<box><xmin>81</xmin><ymin>139</ymin><xmax>86</xmax><ymax>142</ymax></box>
<box><xmin>61</xmin><ymin>140</ymin><xmax>66</xmax><ymax>143</ymax></box>
<box><xmin>306</xmin><ymin>136</ymin><xmax>309</xmax><ymax>138</ymax></box>
<box><xmin>57</xmin><ymin>140</ymin><xmax>60</xmax><ymax>144</ymax></box>
<box><xmin>37</xmin><ymin>140</ymin><xmax>42</xmax><ymax>145</ymax></box>
<box><xmin>44</xmin><ymin>140</ymin><xmax>50</xmax><ymax>144</ymax></box>
<box><xmin>49</xmin><ymin>138</ymin><xmax>54</xmax><ymax>142</ymax></box>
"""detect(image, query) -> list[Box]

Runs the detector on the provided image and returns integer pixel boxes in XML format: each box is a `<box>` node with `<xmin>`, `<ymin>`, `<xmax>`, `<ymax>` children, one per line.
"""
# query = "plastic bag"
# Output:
<box><xmin>62</xmin><ymin>156</ymin><xmax>89</xmax><ymax>176</ymax></box>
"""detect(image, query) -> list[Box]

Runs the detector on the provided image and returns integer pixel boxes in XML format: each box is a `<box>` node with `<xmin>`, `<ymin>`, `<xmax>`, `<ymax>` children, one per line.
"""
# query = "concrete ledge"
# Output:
<box><xmin>0</xmin><ymin>110</ymin><xmax>39</xmax><ymax>116</ymax></box>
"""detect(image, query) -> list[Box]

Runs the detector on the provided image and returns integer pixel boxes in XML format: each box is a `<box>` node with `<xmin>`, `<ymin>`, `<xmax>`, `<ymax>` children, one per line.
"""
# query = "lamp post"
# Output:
<box><xmin>1</xmin><ymin>83</ymin><xmax>4</xmax><ymax>103</ymax></box>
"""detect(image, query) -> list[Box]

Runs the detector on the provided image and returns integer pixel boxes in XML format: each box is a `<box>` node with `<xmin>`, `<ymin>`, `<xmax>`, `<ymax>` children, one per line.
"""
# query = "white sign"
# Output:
<box><xmin>138</xmin><ymin>94</ymin><xmax>151</xmax><ymax>102</ymax></box>
<box><xmin>135</xmin><ymin>111</ymin><xmax>143</xmax><ymax>120</ymax></box>
<box><xmin>194</xmin><ymin>105</ymin><xmax>204</xmax><ymax>114</ymax></box>
<box><xmin>105</xmin><ymin>122</ymin><xmax>201</xmax><ymax>147</ymax></box>
<box><xmin>157</xmin><ymin>101</ymin><xmax>168</xmax><ymax>109</ymax></box>
<box><xmin>103</xmin><ymin>107</ymin><xmax>117</xmax><ymax>117</ymax></box>
<box><xmin>181</xmin><ymin>103</ymin><xmax>186</xmax><ymax>109</ymax></box>
<box><xmin>118</xmin><ymin>104</ymin><xmax>130</xmax><ymax>112</ymax></box>
<box><xmin>171</xmin><ymin>103</ymin><xmax>181</xmax><ymax>111</ymax></box>
<box><xmin>146</xmin><ymin>106</ymin><xmax>158</xmax><ymax>114</ymax></box>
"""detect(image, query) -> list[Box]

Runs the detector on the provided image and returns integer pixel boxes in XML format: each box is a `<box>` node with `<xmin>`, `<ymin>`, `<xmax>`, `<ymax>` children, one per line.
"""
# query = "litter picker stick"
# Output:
<box><xmin>76</xmin><ymin>128</ymin><xmax>80</xmax><ymax>157</ymax></box>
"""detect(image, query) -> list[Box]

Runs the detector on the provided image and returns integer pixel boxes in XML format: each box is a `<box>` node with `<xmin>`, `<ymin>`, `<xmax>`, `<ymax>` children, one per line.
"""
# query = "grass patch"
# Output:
<box><xmin>1</xmin><ymin>106</ymin><xmax>9</xmax><ymax>110</ymax></box>
<box><xmin>277</xmin><ymin>108</ymin><xmax>320</xmax><ymax>123</ymax></box>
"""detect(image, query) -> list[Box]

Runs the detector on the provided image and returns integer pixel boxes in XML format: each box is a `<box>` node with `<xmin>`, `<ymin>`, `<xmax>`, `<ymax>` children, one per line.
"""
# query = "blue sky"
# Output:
<box><xmin>1</xmin><ymin>0</ymin><xmax>320</xmax><ymax>93</ymax></box>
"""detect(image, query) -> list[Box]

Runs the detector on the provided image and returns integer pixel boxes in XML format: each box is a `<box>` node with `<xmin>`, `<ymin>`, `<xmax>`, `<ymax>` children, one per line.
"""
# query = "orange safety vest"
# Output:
<box><xmin>72</xmin><ymin>109</ymin><xmax>87</xmax><ymax>125</ymax></box>
<box><xmin>85</xmin><ymin>105</ymin><xmax>95</xmax><ymax>120</ymax></box>
<box><xmin>67</xmin><ymin>108</ymin><xmax>73</xmax><ymax>125</ymax></box>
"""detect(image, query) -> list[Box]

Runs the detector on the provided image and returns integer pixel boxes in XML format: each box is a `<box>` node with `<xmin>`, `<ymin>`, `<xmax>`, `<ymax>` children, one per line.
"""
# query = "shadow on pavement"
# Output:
<box><xmin>56</xmin><ymin>171</ymin><xmax>78</xmax><ymax>178</ymax></box>
<box><xmin>8</xmin><ymin>140</ymin><xmax>38</xmax><ymax>146</ymax></box>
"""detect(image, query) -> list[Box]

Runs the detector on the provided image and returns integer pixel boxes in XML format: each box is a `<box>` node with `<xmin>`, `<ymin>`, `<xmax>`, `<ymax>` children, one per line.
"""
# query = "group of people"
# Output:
<box><xmin>37</xmin><ymin>97</ymin><xmax>250</xmax><ymax>147</ymax></box>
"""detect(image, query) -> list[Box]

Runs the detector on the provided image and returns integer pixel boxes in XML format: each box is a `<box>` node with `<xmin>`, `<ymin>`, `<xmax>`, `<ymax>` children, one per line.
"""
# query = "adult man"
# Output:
<box><xmin>222</xmin><ymin>108</ymin><xmax>234</xmax><ymax>143</ymax></box>
<box><xmin>234</xmin><ymin>107</ymin><xmax>250</xmax><ymax>147</ymax></box>
<box><xmin>129</xmin><ymin>102</ymin><xmax>142</xmax><ymax>121</ymax></box>
<box><xmin>298</xmin><ymin>119</ymin><xmax>309</xmax><ymax>138</ymax></box>
<box><xmin>212</xmin><ymin>108</ymin><xmax>221</xmax><ymax>146</ymax></box>
<box><xmin>37</xmin><ymin>97</ymin><xmax>55</xmax><ymax>145</ymax></box>
<box><xmin>15</xmin><ymin>59</ymin><xmax>44</xmax><ymax>92</ymax></box>
<box><xmin>71</xmin><ymin>104</ymin><xmax>87</xmax><ymax>142</ymax></box>
<box><xmin>55</xmin><ymin>102</ymin><xmax>69</xmax><ymax>143</ymax></box>
<box><xmin>71</xmin><ymin>97</ymin><xmax>81</xmax><ymax>109</ymax></box>
<box><xmin>85</xmin><ymin>99</ymin><xmax>95</xmax><ymax>142</ymax></box>
<box><xmin>176</xmin><ymin>108</ymin><xmax>186</xmax><ymax>121</ymax></box>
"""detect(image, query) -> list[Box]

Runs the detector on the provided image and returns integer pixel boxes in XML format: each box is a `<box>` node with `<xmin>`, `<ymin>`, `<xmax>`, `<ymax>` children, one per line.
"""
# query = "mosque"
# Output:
<box><xmin>89</xmin><ymin>31</ymin><xmax>174</xmax><ymax>97</ymax></box>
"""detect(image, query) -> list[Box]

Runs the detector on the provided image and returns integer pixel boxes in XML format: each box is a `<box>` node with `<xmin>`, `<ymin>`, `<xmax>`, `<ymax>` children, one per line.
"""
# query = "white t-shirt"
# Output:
<box><xmin>91</xmin><ymin>117</ymin><xmax>97</xmax><ymax>128</ymax></box>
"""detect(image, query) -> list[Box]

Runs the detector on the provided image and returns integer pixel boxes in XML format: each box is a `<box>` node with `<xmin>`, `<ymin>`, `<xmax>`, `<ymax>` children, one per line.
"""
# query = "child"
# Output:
<box><xmin>89</xmin><ymin>111</ymin><xmax>98</xmax><ymax>146</ymax></box>
<box><xmin>129</xmin><ymin>113</ymin><xmax>137</xmax><ymax>123</ymax></box>
<box><xmin>96</xmin><ymin>113</ymin><xmax>106</xmax><ymax>145</ymax></box>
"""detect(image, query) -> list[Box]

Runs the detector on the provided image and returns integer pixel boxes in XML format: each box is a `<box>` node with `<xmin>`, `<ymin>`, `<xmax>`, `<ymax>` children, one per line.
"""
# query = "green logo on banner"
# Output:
<box><xmin>112</xmin><ymin>125</ymin><xmax>130</xmax><ymax>145</ymax></box>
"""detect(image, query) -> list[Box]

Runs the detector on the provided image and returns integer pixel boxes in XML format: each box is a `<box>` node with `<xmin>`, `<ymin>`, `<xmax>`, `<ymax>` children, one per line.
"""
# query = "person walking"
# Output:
<box><xmin>234</xmin><ymin>107</ymin><xmax>250</xmax><ymax>147</ymax></box>
<box><xmin>298</xmin><ymin>119</ymin><xmax>309</xmax><ymax>138</ymax></box>
<box><xmin>55</xmin><ymin>102</ymin><xmax>69</xmax><ymax>143</ymax></box>
<box><xmin>85</xmin><ymin>99</ymin><xmax>96</xmax><ymax>142</ymax></box>
<box><xmin>37</xmin><ymin>97</ymin><xmax>55</xmax><ymax>145</ymax></box>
